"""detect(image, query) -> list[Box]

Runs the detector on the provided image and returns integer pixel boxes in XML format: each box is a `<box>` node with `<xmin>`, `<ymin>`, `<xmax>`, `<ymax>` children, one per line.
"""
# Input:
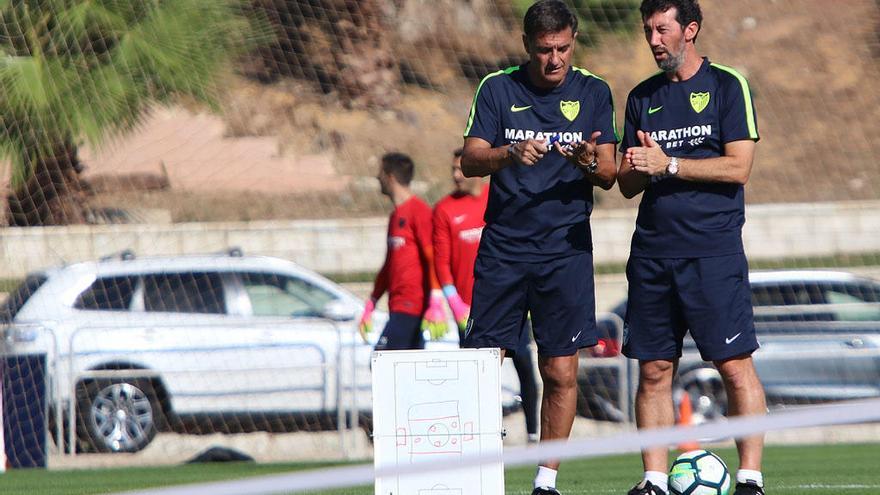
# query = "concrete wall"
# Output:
<box><xmin>1</xmin><ymin>201</ymin><xmax>879</xmax><ymax>279</ymax></box>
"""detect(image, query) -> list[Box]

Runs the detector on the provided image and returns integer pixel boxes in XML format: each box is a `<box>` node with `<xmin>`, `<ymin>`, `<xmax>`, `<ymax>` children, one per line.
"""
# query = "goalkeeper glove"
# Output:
<box><xmin>358</xmin><ymin>298</ymin><xmax>376</xmax><ymax>343</ymax></box>
<box><xmin>442</xmin><ymin>285</ymin><xmax>470</xmax><ymax>332</ymax></box>
<box><xmin>422</xmin><ymin>290</ymin><xmax>449</xmax><ymax>341</ymax></box>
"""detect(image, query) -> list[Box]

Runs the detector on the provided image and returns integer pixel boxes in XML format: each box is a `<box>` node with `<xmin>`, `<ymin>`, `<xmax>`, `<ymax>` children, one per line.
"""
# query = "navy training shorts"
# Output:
<box><xmin>463</xmin><ymin>252</ymin><xmax>597</xmax><ymax>357</ymax></box>
<box><xmin>622</xmin><ymin>253</ymin><xmax>759</xmax><ymax>361</ymax></box>
<box><xmin>375</xmin><ymin>312</ymin><xmax>425</xmax><ymax>351</ymax></box>
<box><xmin>458</xmin><ymin>316</ymin><xmax>532</xmax><ymax>357</ymax></box>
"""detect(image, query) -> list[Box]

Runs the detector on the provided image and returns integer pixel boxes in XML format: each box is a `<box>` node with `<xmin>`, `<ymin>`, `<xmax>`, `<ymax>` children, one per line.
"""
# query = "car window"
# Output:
<box><xmin>752</xmin><ymin>280</ymin><xmax>880</xmax><ymax>322</ymax></box>
<box><xmin>823</xmin><ymin>283</ymin><xmax>880</xmax><ymax>321</ymax></box>
<box><xmin>823</xmin><ymin>282</ymin><xmax>880</xmax><ymax>303</ymax></box>
<box><xmin>239</xmin><ymin>272</ymin><xmax>336</xmax><ymax>317</ymax></box>
<box><xmin>0</xmin><ymin>274</ymin><xmax>48</xmax><ymax>322</ymax></box>
<box><xmin>751</xmin><ymin>282</ymin><xmax>834</xmax><ymax>322</ymax></box>
<box><xmin>75</xmin><ymin>276</ymin><xmax>139</xmax><ymax>311</ymax></box>
<box><xmin>142</xmin><ymin>273</ymin><xmax>225</xmax><ymax>314</ymax></box>
<box><xmin>751</xmin><ymin>283</ymin><xmax>817</xmax><ymax>306</ymax></box>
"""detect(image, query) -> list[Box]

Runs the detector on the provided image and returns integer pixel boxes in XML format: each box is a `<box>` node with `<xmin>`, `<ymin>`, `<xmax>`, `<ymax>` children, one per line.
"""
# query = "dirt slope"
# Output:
<box><xmin>81</xmin><ymin>0</ymin><xmax>880</xmax><ymax>221</ymax></box>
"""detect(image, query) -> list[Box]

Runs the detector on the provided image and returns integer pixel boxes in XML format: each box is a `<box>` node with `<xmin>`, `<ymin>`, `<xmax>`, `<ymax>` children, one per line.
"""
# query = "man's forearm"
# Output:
<box><xmin>617</xmin><ymin>159</ymin><xmax>649</xmax><ymax>198</ymax></box>
<box><xmin>673</xmin><ymin>156</ymin><xmax>752</xmax><ymax>185</ymax></box>
<box><xmin>461</xmin><ymin>144</ymin><xmax>513</xmax><ymax>177</ymax></box>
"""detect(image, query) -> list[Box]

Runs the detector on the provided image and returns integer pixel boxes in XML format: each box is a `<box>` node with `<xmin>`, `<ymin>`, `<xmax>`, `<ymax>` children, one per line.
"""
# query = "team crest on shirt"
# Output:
<box><xmin>690</xmin><ymin>92</ymin><xmax>710</xmax><ymax>113</ymax></box>
<box><xmin>560</xmin><ymin>100</ymin><xmax>580</xmax><ymax>121</ymax></box>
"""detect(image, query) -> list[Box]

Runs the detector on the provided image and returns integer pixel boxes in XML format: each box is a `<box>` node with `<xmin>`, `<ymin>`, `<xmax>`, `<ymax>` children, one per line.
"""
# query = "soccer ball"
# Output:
<box><xmin>668</xmin><ymin>449</ymin><xmax>731</xmax><ymax>495</ymax></box>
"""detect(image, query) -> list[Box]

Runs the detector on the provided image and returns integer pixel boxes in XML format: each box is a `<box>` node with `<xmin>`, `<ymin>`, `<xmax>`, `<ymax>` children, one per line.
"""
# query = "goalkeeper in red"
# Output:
<box><xmin>433</xmin><ymin>148</ymin><xmax>539</xmax><ymax>443</ymax></box>
<box><xmin>359</xmin><ymin>152</ymin><xmax>448</xmax><ymax>349</ymax></box>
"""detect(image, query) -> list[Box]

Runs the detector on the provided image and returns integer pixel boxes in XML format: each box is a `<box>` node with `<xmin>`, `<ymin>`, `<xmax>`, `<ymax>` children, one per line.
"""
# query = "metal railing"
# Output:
<box><xmin>2</xmin><ymin>318</ymin><xmax>370</xmax><ymax>460</ymax></box>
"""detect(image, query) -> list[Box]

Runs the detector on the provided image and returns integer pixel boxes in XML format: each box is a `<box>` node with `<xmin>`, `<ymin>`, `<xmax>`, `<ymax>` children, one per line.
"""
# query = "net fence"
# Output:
<box><xmin>0</xmin><ymin>0</ymin><xmax>878</xmax><ymax>491</ymax></box>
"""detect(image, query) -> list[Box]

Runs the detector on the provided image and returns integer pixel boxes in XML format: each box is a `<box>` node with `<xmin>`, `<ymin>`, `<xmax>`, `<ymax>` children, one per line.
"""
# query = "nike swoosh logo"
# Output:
<box><xmin>648</xmin><ymin>105</ymin><xmax>663</xmax><ymax>114</ymax></box>
<box><xmin>571</xmin><ymin>330</ymin><xmax>582</xmax><ymax>343</ymax></box>
<box><xmin>452</xmin><ymin>215</ymin><xmax>466</xmax><ymax>224</ymax></box>
<box><xmin>725</xmin><ymin>332</ymin><xmax>743</xmax><ymax>344</ymax></box>
<box><xmin>510</xmin><ymin>104</ymin><xmax>532</xmax><ymax>112</ymax></box>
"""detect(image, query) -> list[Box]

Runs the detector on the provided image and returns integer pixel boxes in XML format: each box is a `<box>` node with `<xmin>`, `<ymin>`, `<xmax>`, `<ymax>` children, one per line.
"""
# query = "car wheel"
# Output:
<box><xmin>677</xmin><ymin>367</ymin><xmax>728</xmax><ymax>424</ymax></box>
<box><xmin>76</xmin><ymin>378</ymin><xmax>161</xmax><ymax>453</ymax></box>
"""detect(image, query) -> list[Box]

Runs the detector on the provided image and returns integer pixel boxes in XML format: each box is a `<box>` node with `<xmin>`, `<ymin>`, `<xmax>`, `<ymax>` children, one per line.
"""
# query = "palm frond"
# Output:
<box><xmin>0</xmin><ymin>0</ymin><xmax>273</xmax><ymax>187</ymax></box>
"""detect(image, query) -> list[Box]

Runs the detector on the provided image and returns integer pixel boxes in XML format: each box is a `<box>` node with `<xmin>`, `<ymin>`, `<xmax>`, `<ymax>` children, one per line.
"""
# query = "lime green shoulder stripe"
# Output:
<box><xmin>572</xmin><ymin>66</ymin><xmax>596</xmax><ymax>78</ymax></box>
<box><xmin>572</xmin><ymin>66</ymin><xmax>621</xmax><ymax>142</ymax></box>
<box><xmin>463</xmin><ymin>66</ymin><xmax>520</xmax><ymax>137</ymax></box>
<box><xmin>710</xmin><ymin>62</ymin><xmax>759</xmax><ymax>139</ymax></box>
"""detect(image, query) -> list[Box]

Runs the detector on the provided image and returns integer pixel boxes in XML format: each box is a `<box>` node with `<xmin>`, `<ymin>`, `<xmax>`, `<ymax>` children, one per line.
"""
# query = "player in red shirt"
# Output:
<box><xmin>433</xmin><ymin>148</ymin><xmax>539</xmax><ymax>442</ymax></box>
<box><xmin>359</xmin><ymin>152</ymin><xmax>447</xmax><ymax>350</ymax></box>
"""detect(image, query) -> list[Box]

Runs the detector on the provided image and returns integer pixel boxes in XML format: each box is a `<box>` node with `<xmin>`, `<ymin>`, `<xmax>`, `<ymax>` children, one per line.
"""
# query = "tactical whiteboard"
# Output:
<box><xmin>372</xmin><ymin>349</ymin><xmax>504</xmax><ymax>495</ymax></box>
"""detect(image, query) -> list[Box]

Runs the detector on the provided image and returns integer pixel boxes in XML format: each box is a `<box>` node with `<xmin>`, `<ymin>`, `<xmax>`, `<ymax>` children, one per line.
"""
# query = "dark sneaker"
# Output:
<box><xmin>627</xmin><ymin>480</ymin><xmax>667</xmax><ymax>495</ymax></box>
<box><xmin>733</xmin><ymin>481</ymin><xmax>765</xmax><ymax>495</ymax></box>
<box><xmin>532</xmin><ymin>487</ymin><xmax>561</xmax><ymax>495</ymax></box>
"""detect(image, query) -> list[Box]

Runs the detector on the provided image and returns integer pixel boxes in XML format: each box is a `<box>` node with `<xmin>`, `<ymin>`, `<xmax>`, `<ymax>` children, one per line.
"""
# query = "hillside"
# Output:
<box><xmin>79</xmin><ymin>0</ymin><xmax>880</xmax><ymax>221</ymax></box>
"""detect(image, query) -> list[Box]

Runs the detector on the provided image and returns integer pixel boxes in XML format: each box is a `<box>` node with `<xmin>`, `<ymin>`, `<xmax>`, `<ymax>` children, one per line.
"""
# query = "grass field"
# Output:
<box><xmin>2</xmin><ymin>443</ymin><xmax>879</xmax><ymax>495</ymax></box>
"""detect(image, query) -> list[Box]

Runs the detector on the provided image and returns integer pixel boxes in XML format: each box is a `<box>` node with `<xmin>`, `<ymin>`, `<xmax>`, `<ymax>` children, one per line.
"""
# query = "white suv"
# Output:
<box><xmin>1</xmin><ymin>250</ymin><xmax>520</xmax><ymax>453</ymax></box>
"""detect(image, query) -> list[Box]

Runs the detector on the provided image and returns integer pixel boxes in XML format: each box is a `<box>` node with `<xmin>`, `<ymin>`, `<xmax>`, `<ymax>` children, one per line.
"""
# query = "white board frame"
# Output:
<box><xmin>372</xmin><ymin>348</ymin><xmax>505</xmax><ymax>495</ymax></box>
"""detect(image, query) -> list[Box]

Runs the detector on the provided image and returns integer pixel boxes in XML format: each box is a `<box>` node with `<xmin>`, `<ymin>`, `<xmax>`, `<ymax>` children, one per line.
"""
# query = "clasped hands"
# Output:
<box><xmin>625</xmin><ymin>130</ymin><xmax>669</xmax><ymax>176</ymax></box>
<box><xmin>509</xmin><ymin>131</ymin><xmax>602</xmax><ymax>173</ymax></box>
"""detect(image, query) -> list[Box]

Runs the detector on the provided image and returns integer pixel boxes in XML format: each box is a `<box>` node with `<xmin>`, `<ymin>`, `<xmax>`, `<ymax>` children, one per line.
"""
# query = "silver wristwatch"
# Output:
<box><xmin>582</xmin><ymin>156</ymin><xmax>599</xmax><ymax>175</ymax></box>
<box><xmin>666</xmin><ymin>157</ymin><xmax>679</xmax><ymax>176</ymax></box>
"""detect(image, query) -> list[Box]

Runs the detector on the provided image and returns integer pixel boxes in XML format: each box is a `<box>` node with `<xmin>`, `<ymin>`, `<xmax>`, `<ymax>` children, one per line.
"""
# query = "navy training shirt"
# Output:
<box><xmin>463</xmin><ymin>64</ymin><xmax>619</xmax><ymax>261</ymax></box>
<box><xmin>619</xmin><ymin>57</ymin><xmax>759</xmax><ymax>258</ymax></box>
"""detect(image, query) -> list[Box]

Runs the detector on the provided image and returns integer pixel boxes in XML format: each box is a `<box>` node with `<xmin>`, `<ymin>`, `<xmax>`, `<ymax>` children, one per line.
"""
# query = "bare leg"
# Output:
<box><xmin>635</xmin><ymin>359</ymin><xmax>676</xmax><ymax>472</ymax></box>
<box><xmin>714</xmin><ymin>355</ymin><xmax>765</xmax><ymax>470</ymax></box>
<box><xmin>536</xmin><ymin>354</ymin><xmax>578</xmax><ymax>470</ymax></box>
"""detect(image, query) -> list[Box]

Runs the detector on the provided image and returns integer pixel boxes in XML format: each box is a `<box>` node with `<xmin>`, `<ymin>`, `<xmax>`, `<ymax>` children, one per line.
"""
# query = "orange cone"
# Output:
<box><xmin>676</xmin><ymin>393</ymin><xmax>700</xmax><ymax>452</ymax></box>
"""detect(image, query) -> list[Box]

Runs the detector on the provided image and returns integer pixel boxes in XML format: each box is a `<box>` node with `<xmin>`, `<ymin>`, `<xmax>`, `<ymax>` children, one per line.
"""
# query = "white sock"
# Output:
<box><xmin>534</xmin><ymin>466</ymin><xmax>558</xmax><ymax>489</ymax></box>
<box><xmin>737</xmin><ymin>469</ymin><xmax>764</xmax><ymax>487</ymax></box>
<box><xmin>645</xmin><ymin>471</ymin><xmax>668</xmax><ymax>493</ymax></box>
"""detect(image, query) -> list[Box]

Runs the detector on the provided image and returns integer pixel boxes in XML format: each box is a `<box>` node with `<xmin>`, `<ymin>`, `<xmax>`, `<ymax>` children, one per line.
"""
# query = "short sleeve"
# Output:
<box><xmin>619</xmin><ymin>91</ymin><xmax>641</xmax><ymax>153</ymax></box>
<box><xmin>592</xmin><ymin>79</ymin><xmax>619</xmax><ymax>145</ymax></box>
<box><xmin>463</xmin><ymin>73</ymin><xmax>500</xmax><ymax>143</ymax></box>
<box><xmin>716</xmin><ymin>66</ymin><xmax>760</xmax><ymax>143</ymax></box>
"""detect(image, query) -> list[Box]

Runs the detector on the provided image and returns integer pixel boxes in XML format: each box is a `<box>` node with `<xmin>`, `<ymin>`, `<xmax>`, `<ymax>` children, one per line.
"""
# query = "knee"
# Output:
<box><xmin>539</xmin><ymin>358</ymin><xmax>577</xmax><ymax>391</ymax></box>
<box><xmin>639</xmin><ymin>360</ymin><xmax>674</xmax><ymax>391</ymax></box>
<box><xmin>715</xmin><ymin>356</ymin><xmax>759</xmax><ymax>391</ymax></box>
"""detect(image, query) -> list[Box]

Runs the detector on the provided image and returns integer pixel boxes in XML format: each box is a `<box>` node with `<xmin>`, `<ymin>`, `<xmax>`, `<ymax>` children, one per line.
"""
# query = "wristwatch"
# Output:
<box><xmin>666</xmin><ymin>157</ymin><xmax>679</xmax><ymax>176</ymax></box>
<box><xmin>582</xmin><ymin>155</ymin><xmax>599</xmax><ymax>175</ymax></box>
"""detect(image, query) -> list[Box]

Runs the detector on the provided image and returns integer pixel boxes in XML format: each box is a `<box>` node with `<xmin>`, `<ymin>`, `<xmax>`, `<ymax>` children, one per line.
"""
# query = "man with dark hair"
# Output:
<box><xmin>359</xmin><ymin>152</ymin><xmax>448</xmax><ymax>351</ymax></box>
<box><xmin>460</xmin><ymin>0</ymin><xmax>619</xmax><ymax>493</ymax></box>
<box><xmin>433</xmin><ymin>147</ymin><xmax>540</xmax><ymax>444</ymax></box>
<box><xmin>618</xmin><ymin>1</ymin><xmax>766</xmax><ymax>494</ymax></box>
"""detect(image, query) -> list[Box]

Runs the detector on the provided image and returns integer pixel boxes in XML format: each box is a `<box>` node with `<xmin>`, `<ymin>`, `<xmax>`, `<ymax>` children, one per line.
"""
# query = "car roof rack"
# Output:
<box><xmin>99</xmin><ymin>249</ymin><xmax>136</xmax><ymax>262</ymax></box>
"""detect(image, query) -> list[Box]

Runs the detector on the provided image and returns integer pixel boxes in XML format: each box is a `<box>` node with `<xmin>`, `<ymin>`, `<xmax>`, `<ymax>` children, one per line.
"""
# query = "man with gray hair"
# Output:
<box><xmin>461</xmin><ymin>1</ymin><xmax>618</xmax><ymax>493</ymax></box>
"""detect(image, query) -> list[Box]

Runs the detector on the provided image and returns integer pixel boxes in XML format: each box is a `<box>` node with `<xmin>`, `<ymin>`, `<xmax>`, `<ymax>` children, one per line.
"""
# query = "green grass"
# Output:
<box><xmin>3</xmin><ymin>444</ymin><xmax>879</xmax><ymax>495</ymax></box>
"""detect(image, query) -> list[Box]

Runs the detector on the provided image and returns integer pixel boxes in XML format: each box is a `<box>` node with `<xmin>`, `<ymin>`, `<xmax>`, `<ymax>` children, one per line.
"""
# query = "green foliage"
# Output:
<box><xmin>0</xmin><ymin>0</ymin><xmax>272</xmax><ymax>186</ymax></box>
